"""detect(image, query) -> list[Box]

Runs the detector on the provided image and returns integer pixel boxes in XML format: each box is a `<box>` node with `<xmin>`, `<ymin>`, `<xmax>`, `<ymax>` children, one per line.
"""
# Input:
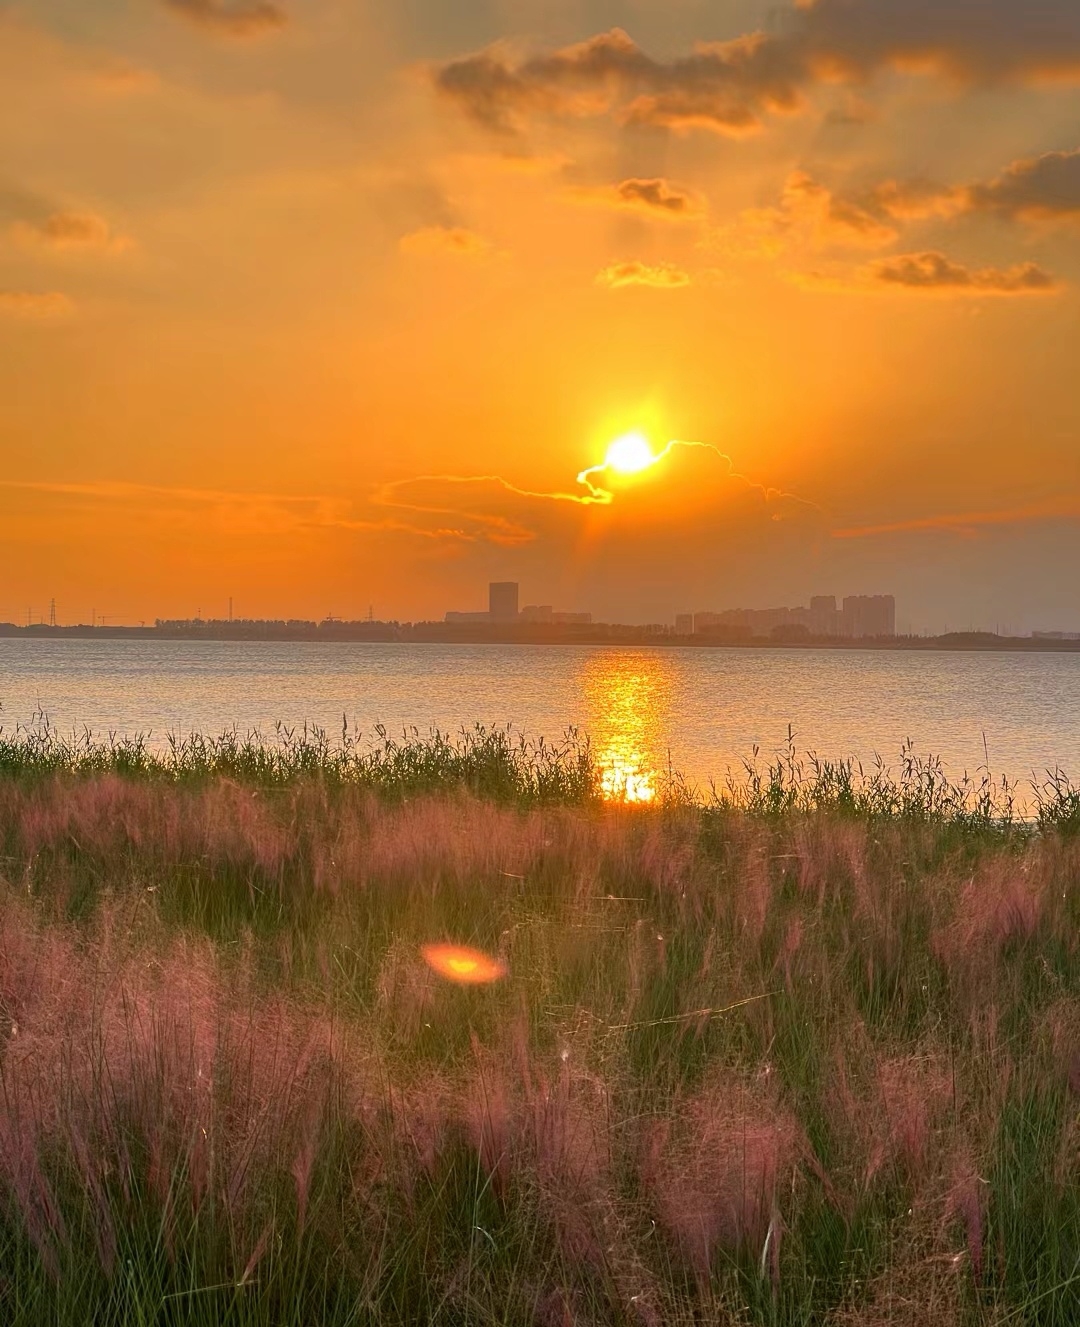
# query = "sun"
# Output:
<box><xmin>604</xmin><ymin>431</ymin><xmax>656</xmax><ymax>475</ymax></box>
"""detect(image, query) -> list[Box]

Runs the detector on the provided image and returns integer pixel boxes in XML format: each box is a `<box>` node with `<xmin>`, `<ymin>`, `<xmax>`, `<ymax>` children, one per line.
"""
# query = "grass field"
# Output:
<box><xmin>0</xmin><ymin>724</ymin><xmax>1078</xmax><ymax>1325</ymax></box>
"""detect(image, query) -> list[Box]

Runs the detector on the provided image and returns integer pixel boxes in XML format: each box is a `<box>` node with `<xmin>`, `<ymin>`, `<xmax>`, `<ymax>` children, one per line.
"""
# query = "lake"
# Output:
<box><xmin>2</xmin><ymin>638</ymin><xmax>1079</xmax><ymax>800</ymax></box>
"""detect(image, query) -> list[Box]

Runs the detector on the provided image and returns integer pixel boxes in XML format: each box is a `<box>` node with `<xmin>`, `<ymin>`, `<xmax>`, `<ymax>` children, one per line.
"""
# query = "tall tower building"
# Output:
<box><xmin>842</xmin><ymin>594</ymin><xmax>896</xmax><ymax>638</ymax></box>
<box><xmin>809</xmin><ymin>595</ymin><xmax>840</xmax><ymax>636</ymax></box>
<box><xmin>489</xmin><ymin>582</ymin><xmax>519</xmax><ymax>622</ymax></box>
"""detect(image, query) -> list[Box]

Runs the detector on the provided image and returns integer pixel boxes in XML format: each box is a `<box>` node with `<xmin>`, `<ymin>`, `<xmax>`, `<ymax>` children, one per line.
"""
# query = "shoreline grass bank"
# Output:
<box><xmin>0</xmin><ymin>727</ymin><xmax>1078</xmax><ymax>1325</ymax></box>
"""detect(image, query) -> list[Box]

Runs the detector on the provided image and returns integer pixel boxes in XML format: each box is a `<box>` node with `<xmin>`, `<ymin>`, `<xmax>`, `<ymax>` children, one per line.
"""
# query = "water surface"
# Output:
<box><xmin>2</xmin><ymin>639</ymin><xmax>1078</xmax><ymax>799</ymax></box>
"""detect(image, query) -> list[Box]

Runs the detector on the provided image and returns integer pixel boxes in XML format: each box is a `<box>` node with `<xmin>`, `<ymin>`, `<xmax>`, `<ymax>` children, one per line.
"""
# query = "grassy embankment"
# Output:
<box><xmin>0</xmin><ymin>722</ymin><xmax>1079</xmax><ymax>1326</ymax></box>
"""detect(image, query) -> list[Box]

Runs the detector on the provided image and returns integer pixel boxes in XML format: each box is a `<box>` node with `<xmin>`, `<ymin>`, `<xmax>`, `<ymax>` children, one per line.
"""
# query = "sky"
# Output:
<box><xmin>2</xmin><ymin>0</ymin><xmax>1079</xmax><ymax>632</ymax></box>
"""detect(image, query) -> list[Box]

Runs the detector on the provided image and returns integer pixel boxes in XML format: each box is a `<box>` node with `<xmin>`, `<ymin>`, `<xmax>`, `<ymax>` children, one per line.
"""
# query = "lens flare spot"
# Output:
<box><xmin>604</xmin><ymin>431</ymin><xmax>656</xmax><ymax>475</ymax></box>
<box><xmin>421</xmin><ymin>943</ymin><xmax>507</xmax><ymax>985</ymax></box>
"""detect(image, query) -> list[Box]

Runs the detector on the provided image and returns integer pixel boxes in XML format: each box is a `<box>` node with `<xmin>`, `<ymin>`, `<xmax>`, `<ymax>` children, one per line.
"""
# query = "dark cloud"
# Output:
<box><xmin>865</xmin><ymin>149</ymin><xmax>1080</xmax><ymax>223</ymax></box>
<box><xmin>433</xmin><ymin>4</ymin><xmax>1080</xmax><ymax>136</ymax></box>
<box><xmin>614</xmin><ymin>178</ymin><xmax>696</xmax><ymax>216</ymax></box>
<box><xmin>433</xmin><ymin>28</ymin><xmax>806</xmax><ymax>136</ymax></box>
<box><xmin>963</xmin><ymin>148</ymin><xmax>1080</xmax><ymax>220</ymax></box>
<box><xmin>795</xmin><ymin>0</ymin><xmax>1080</xmax><ymax>84</ymax></box>
<box><xmin>870</xmin><ymin>250</ymin><xmax>1058</xmax><ymax>294</ymax></box>
<box><xmin>163</xmin><ymin>0</ymin><xmax>286</xmax><ymax>38</ymax></box>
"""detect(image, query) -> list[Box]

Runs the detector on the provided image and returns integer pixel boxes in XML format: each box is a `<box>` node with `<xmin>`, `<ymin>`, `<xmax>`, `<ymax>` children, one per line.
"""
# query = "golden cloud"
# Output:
<box><xmin>730</xmin><ymin>172</ymin><xmax>898</xmax><ymax>257</ymax></box>
<box><xmin>595</xmin><ymin>260</ymin><xmax>691</xmax><ymax>289</ymax></box>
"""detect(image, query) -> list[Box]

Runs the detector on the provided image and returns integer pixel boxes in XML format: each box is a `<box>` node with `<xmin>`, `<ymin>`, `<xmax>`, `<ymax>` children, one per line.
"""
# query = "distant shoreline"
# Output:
<box><xmin>3</xmin><ymin>623</ymin><xmax>1080</xmax><ymax>652</ymax></box>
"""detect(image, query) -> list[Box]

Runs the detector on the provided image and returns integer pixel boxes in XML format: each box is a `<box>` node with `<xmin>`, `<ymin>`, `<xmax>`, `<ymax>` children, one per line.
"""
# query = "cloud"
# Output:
<box><xmin>793</xmin><ymin>0</ymin><xmax>1080</xmax><ymax>84</ymax></box>
<box><xmin>962</xmin><ymin>147</ymin><xmax>1080</xmax><ymax>221</ymax></box>
<box><xmin>398</xmin><ymin>225</ymin><xmax>497</xmax><ymax>258</ymax></box>
<box><xmin>732</xmin><ymin>171</ymin><xmax>899</xmax><ymax>255</ymax></box>
<box><xmin>0</xmin><ymin>291</ymin><xmax>74</xmax><ymax>319</ymax></box>
<box><xmin>869</xmin><ymin>250</ymin><xmax>1059</xmax><ymax>294</ymax></box>
<box><xmin>865</xmin><ymin>178</ymin><xmax>965</xmax><ymax>220</ymax></box>
<box><xmin>433</xmin><ymin>5</ymin><xmax>1080</xmax><ymax>137</ymax></box>
<box><xmin>833</xmin><ymin>496</ymin><xmax>1080</xmax><ymax>539</ymax></box>
<box><xmin>616</xmin><ymin>178</ymin><xmax>692</xmax><ymax>215</ymax></box>
<box><xmin>569</xmin><ymin>177</ymin><xmax>704</xmax><ymax>221</ymax></box>
<box><xmin>595</xmin><ymin>259</ymin><xmax>691</xmax><ymax>289</ymax></box>
<box><xmin>863</xmin><ymin>149</ymin><xmax>1080</xmax><ymax>224</ymax></box>
<box><xmin>6</xmin><ymin>453</ymin><xmax>826</xmax><ymax>618</ymax></box>
<box><xmin>1</xmin><ymin>477</ymin><xmax>482</xmax><ymax>546</ymax></box>
<box><xmin>12</xmin><ymin>211</ymin><xmax>131</xmax><ymax>253</ymax></box>
<box><xmin>371</xmin><ymin>443</ymin><xmax>823</xmax><ymax>569</ymax></box>
<box><xmin>432</xmin><ymin>28</ymin><xmax>807</xmax><ymax>137</ymax></box>
<box><xmin>163</xmin><ymin>0</ymin><xmax>286</xmax><ymax>38</ymax></box>
<box><xmin>85</xmin><ymin>59</ymin><xmax>159</xmax><ymax>94</ymax></box>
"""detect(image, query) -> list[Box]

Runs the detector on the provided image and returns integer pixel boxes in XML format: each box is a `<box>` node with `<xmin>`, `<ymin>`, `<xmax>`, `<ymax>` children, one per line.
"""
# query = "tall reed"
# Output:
<box><xmin>0</xmin><ymin>727</ymin><xmax>1078</xmax><ymax>1323</ymax></box>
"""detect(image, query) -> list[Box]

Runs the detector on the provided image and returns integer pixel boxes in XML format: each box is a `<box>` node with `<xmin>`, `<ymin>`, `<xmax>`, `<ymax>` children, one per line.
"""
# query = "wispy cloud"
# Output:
<box><xmin>595</xmin><ymin>260</ymin><xmax>691</xmax><ymax>289</ymax></box>
<box><xmin>833</xmin><ymin>497</ymin><xmax>1080</xmax><ymax>540</ymax></box>
<box><xmin>725</xmin><ymin>172</ymin><xmax>898</xmax><ymax>258</ymax></box>
<box><xmin>0</xmin><ymin>291</ymin><xmax>74</xmax><ymax>319</ymax></box>
<box><xmin>163</xmin><ymin>0</ymin><xmax>286</xmax><ymax>38</ymax></box>
<box><xmin>373</xmin><ymin>442</ymin><xmax>823</xmax><ymax>559</ymax></box>
<box><xmin>0</xmin><ymin>479</ymin><xmax>351</xmax><ymax>536</ymax></box>
<box><xmin>12</xmin><ymin>211</ymin><xmax>131</xmax><ymax>254</ymax></box>
<box><xmin>398</xmin><ymin>225</ymin><xmax>498</xmax><ymax>259</ymax></box>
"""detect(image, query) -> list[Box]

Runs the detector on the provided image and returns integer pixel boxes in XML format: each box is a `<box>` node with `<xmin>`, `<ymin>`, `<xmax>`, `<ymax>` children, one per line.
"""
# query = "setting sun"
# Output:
<box><xmin>604</xmin><ymin>432</ymin><xmax>657</xmax><ymax>475</ymax></box>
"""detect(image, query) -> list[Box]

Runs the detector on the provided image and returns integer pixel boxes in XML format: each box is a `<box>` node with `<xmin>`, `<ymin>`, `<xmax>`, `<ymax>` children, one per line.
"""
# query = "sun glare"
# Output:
<box><xmin>421</xmin><ymin>943</ymin><xmax>507</xmax><ymax>985</ymax></box>
<box><xmin>604</xmin><ymin>431</ymin><xmax>656</xmax><ymax>475</ymax></box>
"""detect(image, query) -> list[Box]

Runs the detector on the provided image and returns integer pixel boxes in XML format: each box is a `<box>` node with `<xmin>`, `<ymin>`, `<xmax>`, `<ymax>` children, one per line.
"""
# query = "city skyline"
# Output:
<box><xmin>6</xmin><ymin>584</ymin><xmax>1057</xmax><ymax>639</ymax></box>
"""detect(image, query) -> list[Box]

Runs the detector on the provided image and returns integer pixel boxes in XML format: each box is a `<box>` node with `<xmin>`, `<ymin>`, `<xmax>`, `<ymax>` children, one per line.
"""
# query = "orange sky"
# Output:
<box><xmin>3</xmin><ymin>0</ymin><xmax>1080</xmax><ymax>632</ymax></box>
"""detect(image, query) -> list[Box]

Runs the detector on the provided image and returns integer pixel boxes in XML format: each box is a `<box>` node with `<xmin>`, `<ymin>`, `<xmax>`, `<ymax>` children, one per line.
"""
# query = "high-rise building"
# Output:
<box><xmin>842</xmin><ymin>594</ymin><xmax>896</xmax><ymax>638</ymax></box>
<box><xmin>489</xmin><ymin>581</ymin><xmax>519</xmax><ymax>622</ymax></box>
<box><xmin>675</xmin><ymin>613</ymin><xmax>694</xmax><ymax>636</ymax></box>
<box><xmin>809</xmin><ymin>595</ymin><xmax>841</xmax><ymax>636</ymax></box>
<box><xmin>690</xmin><ymin>593</ymin><xmax>896</xmax><ymax>639</ymax></box>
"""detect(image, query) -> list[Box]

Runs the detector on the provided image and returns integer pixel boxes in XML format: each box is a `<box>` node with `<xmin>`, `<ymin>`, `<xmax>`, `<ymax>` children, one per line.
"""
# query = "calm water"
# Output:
<box><xmin>2</xmin><ymin>639</ymin><xmax>1079</xmax><ymax>799</ymax></box>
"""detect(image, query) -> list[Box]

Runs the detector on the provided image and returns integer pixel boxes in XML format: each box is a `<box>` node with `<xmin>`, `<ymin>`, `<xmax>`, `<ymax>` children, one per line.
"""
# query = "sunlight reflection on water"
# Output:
<box><xmin>583</xmin><ymin>650</ymin><xmax>675</xmax><ymax>802</ymax></box>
